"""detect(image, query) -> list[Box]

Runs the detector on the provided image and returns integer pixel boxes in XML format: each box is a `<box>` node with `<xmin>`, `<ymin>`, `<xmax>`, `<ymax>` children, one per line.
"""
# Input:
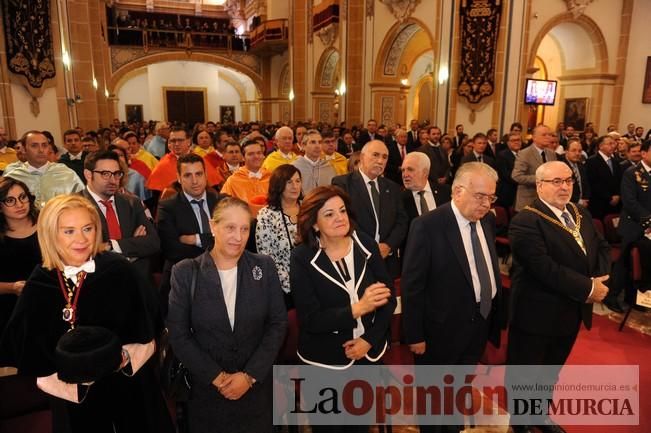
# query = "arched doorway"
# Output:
<box><xmin>313</xmin><ymin>48</ymin><xmax>340</xmax><ymax>124</ymax></box>
<box><xmin>108</xmin><ymin>52</ymin><xmax>263</xmax><ymax>123</ymax></box>
<box><xmin>372</xmin><ymin>19</ymin><xmax>435</xmax><ymax>127</ymax></box>
<box><xmin>526</xmin><ymin>13</ymin><xmax>609</xmax><ymax>132</ymax></box>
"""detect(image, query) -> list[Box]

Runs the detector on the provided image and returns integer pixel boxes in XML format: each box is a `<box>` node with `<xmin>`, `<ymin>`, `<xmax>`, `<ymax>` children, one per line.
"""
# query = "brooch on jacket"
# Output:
<box><xmin>252</xmin><ymin>265</ymin><xmax>263</xmax><ymax>280</ymax></box>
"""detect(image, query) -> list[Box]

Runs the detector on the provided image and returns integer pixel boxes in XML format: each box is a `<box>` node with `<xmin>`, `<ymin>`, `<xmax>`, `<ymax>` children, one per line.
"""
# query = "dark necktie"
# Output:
<box><xmin>418</xmin><ymin>190</ymin><xmax>429</xmax><ymax>214</ymax></box>
<box><xmin>368</xmin><ymin>180</ymin><xmax>380</xmax><ymax>217</ymax></box>
<box><xmin>400</xmin><ymin>144</ymin><xmax>406</xmax><ymax>160</ymax></box>
<box><xmin>561</xmin><ymin>211</ymin><xmax>576</xmax><ymax>230</ymax></box>
<box><xmin>99</xmin><ymin>200</ymin><xmax>121</xmax><ymax>240</ymax></box>
<box><xmin>470</xmin><ymin>222</ymin><xmax>492</xmax><ymax>319</ymax></box>
<box><xmin>478</xmin><ymin>155</ymin><xmax>483</xmax><ymax>163</ymax></box>
<box><xmin>606</xmin><ymin>158</ymin><xmax>613</xmax><ymax>174</ymax></box>
<box><xmin>191</xmin><ymin>199</ymin><xmax>211</xmax><ymax>234</ymax></box>
<box><xmin>541</xmin><ymin>151</ymin><xmax>547</xmax><ymax>163</ymax></box>
<box><xmin>572</xmin><ymin>163</ymin><xmax>583</xmax><ymax>197</ymax></box>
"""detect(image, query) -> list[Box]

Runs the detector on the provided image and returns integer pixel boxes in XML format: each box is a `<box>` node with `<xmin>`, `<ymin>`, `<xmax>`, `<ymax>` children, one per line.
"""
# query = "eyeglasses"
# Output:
<box><xmin>459</xmin><ymin>186</ymin><xmax>498</xmax><ymax>204</ymax></box>
<box><xmin>1</xmin><ymin>192</ymin><xmax>30</xmax><ymax>207</ymax></box>
<box><xmin>540</xmin><ymin>177</ymin><xmax>574</xmax><ymax>187</ymax></box>
<box><xmin>92</xmin><ymin>170</ymin><xmax>124</xmax><ymax>180</ymax></box>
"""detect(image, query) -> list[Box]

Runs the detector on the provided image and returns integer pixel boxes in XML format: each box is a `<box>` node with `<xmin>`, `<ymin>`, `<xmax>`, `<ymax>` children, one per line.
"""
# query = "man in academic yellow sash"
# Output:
<box><xmin>506</xmin><ymin>161</ymin><xmax>610</xmax><ymax>433</ymax></box>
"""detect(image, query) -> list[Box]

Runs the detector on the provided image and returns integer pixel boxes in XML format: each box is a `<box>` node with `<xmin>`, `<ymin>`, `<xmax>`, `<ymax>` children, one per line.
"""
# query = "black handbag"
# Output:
<box><xmin>161</xmin><ymin>260</ymin><xmax>198</xmax><ymax>402</ymax></box>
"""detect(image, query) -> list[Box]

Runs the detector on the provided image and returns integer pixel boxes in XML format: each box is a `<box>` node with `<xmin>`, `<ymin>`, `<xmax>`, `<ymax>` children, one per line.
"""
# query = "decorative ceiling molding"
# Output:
<box><xmin>379</xmin><ymin>0</ymin><xmax>422</xmax><ymax>23</ymax></box>
<box><xmin>317</xmin><ymin>23</ymin><xmax>339</xmax><ymax>47</ymax></box>
<box><xmin>564</xmin><ymin>0</ymin><xmax>594</xmax><ymax>18</ymax></box>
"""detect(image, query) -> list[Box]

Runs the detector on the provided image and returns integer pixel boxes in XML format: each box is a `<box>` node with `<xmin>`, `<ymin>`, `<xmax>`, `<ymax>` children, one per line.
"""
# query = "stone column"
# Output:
<box><xmin>67</xmin><ymin>0</ymin><xmax>99</xmax><ymax>131</ymax></box>
<box><xmin>345</xmin><ymin>0</ymin><xmax>364</xmax><ymax>126</ymax></box>
<box><xmin>290</xmin><ymin>0</ymin><xmax>307</xmax><ymax>121</ymax></box>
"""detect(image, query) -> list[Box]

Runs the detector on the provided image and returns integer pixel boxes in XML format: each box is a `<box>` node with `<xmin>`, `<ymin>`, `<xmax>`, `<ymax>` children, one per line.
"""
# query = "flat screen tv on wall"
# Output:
<box><xmin>524</xmin><ymin>78</ymin><xmax>558</xmax><ymax>106</ymax></box>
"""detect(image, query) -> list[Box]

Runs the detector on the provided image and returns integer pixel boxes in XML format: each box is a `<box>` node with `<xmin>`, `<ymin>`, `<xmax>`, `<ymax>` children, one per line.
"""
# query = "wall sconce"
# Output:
<box><xmin>338</xmin><ymin>82</ymin><xmax>346</xmax><ymax>96</ymax></box>
<box><xmin>92</xmin><ymin>77</ymin><xmax>98</xmax><ymax>90</ymax></box>
<box><xmin>66</xmin><ymin>94</ymin><xmax>83</xmax><ymax>106</ymax></box>
<box><xmin>288</xmin><ymin>89</ymin><xmax>295</xmax><ymax>101</ymax></box>
<box><xmin>438</xmin><ymin>65</ymin><xmax>449</xmax><ymax>84</ymax></box>
<box><xmin>104</xmin><ymin>88</ymin><xmax>110</xmax><ymax>98</ymax></box>
<box><xmin>400</xmin><ymin>78</ymin><xmax>409</xmax><ymax>86</ymax></box>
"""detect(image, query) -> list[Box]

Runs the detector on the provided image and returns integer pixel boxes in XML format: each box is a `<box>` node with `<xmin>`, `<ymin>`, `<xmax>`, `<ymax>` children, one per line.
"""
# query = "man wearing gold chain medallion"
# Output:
<box><xmin>506</xmin><ymin>161</ymin><xmax>610</xmax><ymax>433</ymax></box>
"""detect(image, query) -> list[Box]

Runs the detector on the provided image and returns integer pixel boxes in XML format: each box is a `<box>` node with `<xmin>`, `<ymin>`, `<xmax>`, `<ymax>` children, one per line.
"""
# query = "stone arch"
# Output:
<box><xmin>524</xmin><ymin>12</ymin><xmax>610</xmax><ymax>131</ymax></box>
<box><xmin>528</xmin><ymin>13</ymin><xmax>608</xmax><ymax>74</ymax></box>
<box><xmin>314</xmin><ymin>48</ymin><xmax>340</xmax><ymax>90</ymax></box>
<box><xmin>108</xmin><ymin>51</ymin><xmax>263</xmax><ymax>96</ymax></box>
<box><xmin>373</xmin><ymin>17</ymin><xmax>435</xmax><ymax>83</ymax></box>
<box><xmin>278</xmin><ymin>63</ymin><xmax>290</xmax><ymax>97</ymax></box>
<box><xmin>412</xmin><ymin>74</ymin><xmax>433</xmax><ymax>122</ymax></box>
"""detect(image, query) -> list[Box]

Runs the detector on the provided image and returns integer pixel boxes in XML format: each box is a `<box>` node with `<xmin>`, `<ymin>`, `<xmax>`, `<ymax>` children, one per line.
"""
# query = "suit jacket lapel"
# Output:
<box><xmin>442</xmin><ymin>204</ymin><xmax>473</xmax><ymax>288</ymax></box>
<box><xmin>82</xmin><ymin>189</ymin><xmax>110</xmax><ymax>241</ymax></box>
<box><xmin>353</xmin><ymin>170</ymin><xmax>376</xmax><ymax>232</ymax></box>
<box><xmin>179</xmin><ymin>194</ymin><xmax>202</xmax><ymax>233</ymax></box>
<box><xmin>310</xmin><ymin>247</ymin><xmax>349</xmax><ymax>293</ymax></box>
<box><xmin>480</xmin><ymin>217</ymin><xmax>502</xmax><ymax>292</ymax></box>
<box><xmin>377</xmin><ymin>177</ymin><xmax>390</xmax><ymax>227</ymax></box>
<box><xmin>232</xmin><ymin>254</ymin><xmax>250</xmax><ymax>334</ymax></box>
<box><xmin>351</xmin><ymin>231</ymin><xmax>372</xmax><ymax>294</ymax></box>
<box><xmin>404</xmin><ymin>191</ymin><xmax>418</xmax><ymax>219</ymax></box>
<box><xmin>113</xmin><ymin>194</ymin><xmax>131</xmax><ymax>238</ymax></box>
<box><xmin>200</xmin><ymin>253</ymin><xmax>233</xmax><ymax>333</ymax></box>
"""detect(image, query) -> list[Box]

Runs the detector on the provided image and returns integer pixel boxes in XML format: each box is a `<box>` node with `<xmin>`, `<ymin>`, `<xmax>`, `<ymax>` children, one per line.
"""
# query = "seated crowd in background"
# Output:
<box><xmin>0</xmin><ymin>115</ymin><xmax>649</xmax><ymax>433</ymax></box>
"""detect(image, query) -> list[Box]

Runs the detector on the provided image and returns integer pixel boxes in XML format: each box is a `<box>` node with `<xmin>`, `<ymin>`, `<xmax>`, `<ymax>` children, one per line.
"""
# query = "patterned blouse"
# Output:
<box><xmin>255</xmin><ymin>206</ymin><xmax>297</xmax><ymax>294</ymax></box>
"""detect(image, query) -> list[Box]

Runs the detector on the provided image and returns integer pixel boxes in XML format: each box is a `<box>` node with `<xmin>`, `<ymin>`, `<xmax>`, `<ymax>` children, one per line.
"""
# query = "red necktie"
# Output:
<box><xmin>100</xmin><ymin>200</ymin><xmax>122</xmax><ymax>240</ymax></box>
<box><xmin>400</xmin><ymin>144</ymin><xmax>406</xmax><ymax>160</ymax></box>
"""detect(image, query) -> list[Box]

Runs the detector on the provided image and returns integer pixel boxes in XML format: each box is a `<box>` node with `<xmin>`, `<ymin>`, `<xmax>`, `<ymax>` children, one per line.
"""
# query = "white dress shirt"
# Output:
<box><xmin>411</xmin><ymin>182</ymin><xmax>437</xmax><ymax>215</ymax></box>
<box><xmin>218</xmin><ymin>266</ymin><xmax>238</xmax><ymax>330</ymax></box>
<box><xmin>331</xmin><ymin>241</ymin><xmax>364</xmax><ymax>339</ymax></box>
<box><xmin>450</xmin><ymin>200</ymin><xmax>497</xmax><ymax>302</ymax></box>
<box><xmin>183</xmin><ymin>191</ymin><xmax>210</xmax><ymax>247</ymax></box>
<box><xmin>359</xmin><ymin>170</ymin><xmax>380</xmax><ymax>242</ymax></box>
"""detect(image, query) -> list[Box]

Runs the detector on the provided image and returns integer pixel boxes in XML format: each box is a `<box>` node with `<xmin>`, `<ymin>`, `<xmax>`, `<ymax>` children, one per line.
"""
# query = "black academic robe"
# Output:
<box><xmin>0</xmin><ymin>252</ymin><xmax>173</xmax><ymax>433</ymax></box>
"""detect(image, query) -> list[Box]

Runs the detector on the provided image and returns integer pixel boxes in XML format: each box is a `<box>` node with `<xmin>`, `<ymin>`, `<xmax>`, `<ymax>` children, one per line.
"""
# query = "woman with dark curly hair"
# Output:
<box><xmin>0</xmin><ymin>177</ymin><xmax>40</xmax><ymax>333</ymax></box>
<box><xmin>291</xmin><ymin>185</ymin><xmax>396</xmax><ymax>368</ymax></box>
<box><xmin>255</xmin><ymin>164</ymin><xmax>302</xmax><ymax>308</ymax></box>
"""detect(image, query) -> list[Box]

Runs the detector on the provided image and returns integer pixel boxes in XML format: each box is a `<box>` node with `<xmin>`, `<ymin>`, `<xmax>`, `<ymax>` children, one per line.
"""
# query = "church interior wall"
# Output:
<box><xmin>619</xmin><ymin>0</ymin><xmax>651</xmax><ymax>131</ymax></box>
<box><xmin>115</xmin><ymin>61</ymin><xmax>244</xmax><ymax>124</ymax></box>
<box><xmin>11</xmin><ymin>85</ymin><xmax>62</xmax><ymax>142</ymax></box>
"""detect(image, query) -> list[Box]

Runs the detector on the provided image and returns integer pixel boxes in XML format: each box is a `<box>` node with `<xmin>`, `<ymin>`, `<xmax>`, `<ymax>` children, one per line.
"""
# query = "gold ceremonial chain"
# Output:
<box><xmin>57</xmin><ymin>271</ymin><xmax>86</xmax><ymax>330</ymax></box>
<box><xmin>523</xmin><ymin>202</ymin><xmax>586</xmax><ymax>255</ymax></box>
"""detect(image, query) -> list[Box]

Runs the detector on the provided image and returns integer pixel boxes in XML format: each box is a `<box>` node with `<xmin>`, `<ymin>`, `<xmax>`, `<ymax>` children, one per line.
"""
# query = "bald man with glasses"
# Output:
<box><xmin>506</xmin><ymin>161</ymin><xmax>610</xmax><ymax>433</ymax></box>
